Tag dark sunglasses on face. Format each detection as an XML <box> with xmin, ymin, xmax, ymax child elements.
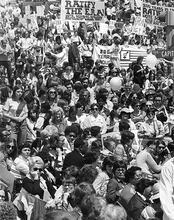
<box><xmin>92</xmin><ymin>108</ymin><xmax>98</xmax><ymax>111</ymax></box>
<box><xmin>33</xmin><ymin>168</ymin><xmax>43</xmax><ymax>172</ymax></box>
<box><xmin>69</xmin><ymin>134</ymin><xmax>75</xmax><ymax>138</ymax></box>
<box><xmin>49</xmin><ymin>91</ymin><xmax>56</xmax><ymax>94</ymax></box>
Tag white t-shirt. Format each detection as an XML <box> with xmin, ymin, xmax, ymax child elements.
<box><xmin>3</xmin><ymin>98</ymin><xmax>28</xmax><ymax>117</ymax></box>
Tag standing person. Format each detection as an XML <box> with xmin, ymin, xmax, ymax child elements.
<box><xmin>63</xmin><ymin>137</ymin><xmax>88</xmax><ymax>171</ymax></box>
<box><xmin>159</xmin><ymin>145</ymin><xmax>174</xmax><ymax>220</ymax></box>
<box><xmin>68</xmin><ymin>39</ymin><xmax>80</xmax><ymax>67</ymax></box>
<box><xmin>133</xmin><ymin>56</ymin><xmax>145</xmax><ymax>88</ymax></box>
<box><xmin>0</xmin><ymin>38</ymin><xmax>13</xmax><ymax>82</ymax></box>
<box><xmin>3</xmin><ymin>86</ymin><xmax>28</xmax><ymax>145</ymax></box>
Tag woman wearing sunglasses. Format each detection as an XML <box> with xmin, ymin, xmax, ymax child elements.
<box><xmin>82</xmin><ymin>103</ymin><xmax>107</xmax><ymax>135</ymax></box>
<box><xmin>22</xmin><ymin>156</ymin><xmax>56</xmax><ymax>202</ymax></box>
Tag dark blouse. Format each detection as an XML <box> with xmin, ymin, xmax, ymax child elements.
<box><xmin>23</xmin><ymin>175</ymin><xmax>56</xmax><ymax>199</ymax></box>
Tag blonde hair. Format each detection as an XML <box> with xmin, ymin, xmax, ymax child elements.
<box><xmin>99</xmin><ymin>204</ymin><xmax>127</xmax><ymax>220</ymax></box>
<box><xmin>51</xmin><ymin>106</ymin><xmax>64</xmax><ymax>124</ymax></box>
<box><xmin>40</xmin><ymin>125</ymin><xmax>58</xmax><ymax>138</ymax></box>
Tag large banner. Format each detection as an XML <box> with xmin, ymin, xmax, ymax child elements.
<box><xmin>93</xmin><ymin>45</ymin><xmax>147</xmax><ymax>69</ymax></box>
<box><xmin>143</xmin><ymin>2</ymin><xmax>174</xmax><ymax>26</ymax></box>
<box><xmin>61</xmin><ymin>0</ymin><xmax>105</xmax><ymax>22</ymax></box>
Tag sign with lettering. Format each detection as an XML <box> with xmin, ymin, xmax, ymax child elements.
<box><xmin>93</xmin><ymin>45</ymin><xmax>112</xmax><ymax>67</ymax></box>
<box><xmin>143</xmin><ymin>2</ymin><xmax>174</xmax><ymax>26</ymax></box>
<box><xmin>154</xmin><ymin>50</ymin><xmax>174</xmax><ymax>59</ymax></box>
<box><xmin>132</xmin><ymin>16</ymin><xmax>145</xmax><ymax>35</ymax></box>
<box><xmin>61</xmin><ymin>0</ymin><xmax>105</xmax><ymax>22</ymax></box>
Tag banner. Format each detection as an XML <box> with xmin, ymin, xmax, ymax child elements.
<box><xmin>93</xmin><ymin>45</ymin><xmax>147</xmax><ymax>69</ymax></box>
<box><xmin>132</xmin><ymin>16</ymin><xmax>145</xmax><ymax>35</ymax></box>
<box><xmin>93</xmin><ymin>45</ymin><xmax>112</xmax><ymax>67</ymax></box>
<box><xmin>143</xmin><ymin>2</ymin><xmax>174</xmax><ymax>26</ymax></box>
<box><xmin>61</xmin><ymin>0</ymin><xmax>105</xmax><ymax>22</ymax></box>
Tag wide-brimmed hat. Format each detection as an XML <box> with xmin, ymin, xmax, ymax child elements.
<box><xmin>120</xmin><ymin>107</ymin><xmax>134</xmax><ymax>114</ymax></box>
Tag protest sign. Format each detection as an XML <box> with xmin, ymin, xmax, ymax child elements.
<box><xmin>143</xmin><ymin>2</ymin><xmax>174</xmax><ymax>26</ymax></box>
<box><xmin>61</xmin><ymin>0</ymin><xmax>105</xmax><ymax>22</ymax></box>
<box><xmin>55</xmin><ymin>19</ymin><xmax>63</xmax><ymax>33</ymax></box>
<box><xmin>109</xmin><ymin>20</ymin><xmax>115</xmax><ymax>33</ymax></box>
<box><xmin>132</xmin><ymin>16</ymin><xmax>145</xmax><ymax>35</ymax></box>
<box><xmin>36</xmin><ymin>5</ymin><xmax>45</xmax><ymax>16</ymax></box>
<box><xmin>93</xmin><ymin>45</ymin><xmax>112</xmax><ymax>67</ymax></box>
<box><xmin>25</xmin><ymin>5</ymin><xmax>30</xmax><ymax>16</ymax></box>
<box><xmin>99</xmin><ymin>23</ymin><xmax>108</xmax><ymax>34</ymax></box>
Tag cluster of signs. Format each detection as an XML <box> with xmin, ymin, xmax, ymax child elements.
<box><xmin>143</xmin><ymin>2</ymin><xmax>174</xmax><ymax>26</ymax></box>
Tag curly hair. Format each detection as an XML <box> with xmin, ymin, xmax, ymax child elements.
<box><xmin>81</xmin><ymin>194</ymin><xmax>107</xmax><ymax>220</ymax></box>
<box><xmin>99</xmin><ymin>204</ymin><xmax>127</xmax><ymax>220</ymax></box>
<box><xmin>77</xmin><ymin>165</ymin><xmax>98</xmax><ymax>184</ymax></box>
<box><xmin>0</xmin><ymin>202</ymin><xmax>17</xmax><ymax>220</ymax></box>
<box><xmin>74</xmin><ymin>182</ymin><xmax>95</xmax><ymax>207</ymax></box>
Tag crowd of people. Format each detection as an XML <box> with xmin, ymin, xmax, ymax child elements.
<box><xmin>0</xmin><ymin>0</ymin><xmax>174</xmax><ymax>220</ymax></box>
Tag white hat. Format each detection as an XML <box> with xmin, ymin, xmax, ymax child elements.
<box><xmin>120</xmin><ymin>107</ymin><xmax>133</xmax><ymax>114</ymax></box>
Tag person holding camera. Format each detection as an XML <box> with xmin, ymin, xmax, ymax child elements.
<box><xmin>138</xmin><ymin>108</ymin><xmax>165</xmax><ymax>139</ymax></box>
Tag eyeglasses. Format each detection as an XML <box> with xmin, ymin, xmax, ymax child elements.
<box><xmin>147</xmin><ymin>112</ymin><xmax>154</xmax><ymax>116</ymax></box>
<box><xmin>33</xmin><ymin>168</ymin><xmax>43</xmax><ymax>172</ymax></box>
<box><xmin>135</xmin><ymin>105</ymin><xmax>140</xmax><ymax>107</ymax></box>
<box><xmin>49</xmin><ymin>91</ymin><xmax>56</xmax><ymax>94</ymax></box>
<box><xmin>116</xmin><ymin>168</ymin><xmax>126</xmax><ymax>172</ymax></box>
<box><xmin>146</xmin><ymin>105</ymin><xmax>152</xmax><ymax>107</ymax></box>
<box><xmin>92</xmin><ymin>108</ymin><xmax>98</xmax><ymax>111</ymax></box>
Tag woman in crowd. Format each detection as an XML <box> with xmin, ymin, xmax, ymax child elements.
<box><xmin>106</xmin><ymin>160</ymin><xmax>127</xmax><ymax>204</ymax></box>
<box><xmin>119</xmin><ymin>166</ymin><xmax>142</xmax><ymax>210</ymax></box>
<box><xmin>93</xmin><ymin>156</ymin><xmax>115</xmax><ymax>197</ymax></box>
<box><xmin>106</xmin><ymin>104</ymin><xmax>120</xmax><ymax>132</ymax></box>
<box><xmin>138</xmin><ymin>108</ymin><xmax>165</xmax><ymax>139</ymax></box>
<box><xmin>136</xmin><ymin>140</ymin><xmax>161</xmax><ymax>179</ymax></box>
<box><xmin>113</xmin><ymin>107</ymin><xmax>136</xmax><ymax>132</ymax></box>
<box><xmin>22</xmin><ymin>156</ymin><xmax>56</xmax><ymax>201</ymax></box>
<box><xmin>10</xmin><ymin>142</ymin><xmax>31</xmax><ymax>192</ymax></box>
<box><xmin>131</xmin><ymin>99</ymin><xmax>146</xmax><ymax>128</ymax></box>
<box><xmin>3</xmin><ymin>86</ymin><xmax>28</xmax><ymax>145</ymax></box>
<box><xmin>82</xmin><ymin>103</ymin><xmax>107</xmax><ymax>135</ymax></box>
<box><xmin>114</xmin><ymin>130</ymin><xmax>135</xmax><ymax>162</ymax></box>
<box><xmin>133</xmin><ymin>56</ymin><xmax>145</xmax><ymax>88</ymax></box>
<box><xmin>50</xmin><ymin>106</ymin><xmax>67</xmax><ymax>135</ymax></box>
<box><xmin>144</xmin><ymin>70</ymin><xmax>157</xmax><ymax>92</ymax></box>
<box><xmin>44</xmin><ymin>87</ymin><xmax>58</xmax><ymax>110</ymax></box>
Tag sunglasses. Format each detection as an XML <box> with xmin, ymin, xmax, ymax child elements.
<box><xmin>146</xmin><ymin>105</ymin><xmax>152</xmax><ymax>107</ymax></box>
<box><xmin>92</xmin><ymin>108</ymin><xmax>98</xmax><ymax>111</ymax></box>
<box><xmin>69</xmin><ymin>134</ymin><xmax>76</xmax><ymax>138</ymax></box>
<box><xmin>49</xmin><ymin>91</ymin><xmax>56</xmax><ymax>94</ymax></box>
<box><xmin>158</xmin><ymin>145</ymin><xmax>165</xmax><ymax>149</ymax></box>
<box><xmin>33</xmin><ymin>168</ymin><xmax>43</xmax><ymax>172</ymax></box>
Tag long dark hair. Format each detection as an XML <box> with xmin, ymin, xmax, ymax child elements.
<box><xmin>11</xmin><ymin>86</ymin><xmax>23</xmax><ymax>101</ymax></box>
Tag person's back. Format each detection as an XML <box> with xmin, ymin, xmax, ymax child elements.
<box><xmin>136</xmin><ymin>149</ymin><xmax>151</xmax><ymax>176</ymax></box>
